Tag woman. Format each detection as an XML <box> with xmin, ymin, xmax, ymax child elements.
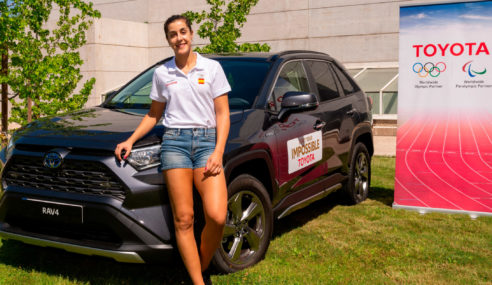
<box><xmin>114</xmin><ymin>15</ymin><xmax>230</xmax><ymax>285</ymax></box>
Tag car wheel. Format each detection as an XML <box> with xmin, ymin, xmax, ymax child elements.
<box><xmin>212</xmin><ymin>174</ymin><xmax>273</xmax><ymax>273</ymax></box>
<box><xmin>345</xmin><ymin>142</ymin><xmax>371</xmax><ymax>205</ymax></box>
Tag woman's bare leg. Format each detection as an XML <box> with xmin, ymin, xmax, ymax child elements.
<box><xmin>193</xmin><ymin>168</ymin><xmax>228</xmax><ymax>271</ymax></box>
<box><xmin>164</xmin><ymin>168</ymin><xmax>204</xmax><ymax>285</ymax></box>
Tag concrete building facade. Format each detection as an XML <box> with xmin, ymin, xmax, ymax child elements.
<box><xmin>80</xmin><ymin>0</ymin><xmax>449</xmax><ymax>122</ymax></box>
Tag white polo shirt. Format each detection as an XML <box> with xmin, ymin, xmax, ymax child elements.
<box><xmin>149</xmin><ymin>53</ymin><xmax>231</xmax><ymax>128</ymax></box>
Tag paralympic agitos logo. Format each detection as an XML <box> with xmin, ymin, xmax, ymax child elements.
<box><xmin>462</xmin><ymin>61</ymin><xmax>487</xmax><ymax>77</ymax></box>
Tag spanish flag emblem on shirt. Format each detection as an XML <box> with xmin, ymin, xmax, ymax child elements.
<box><xmin>198</xmin><ymin>77</ymin><xmax>205</xmax><ymax>84</ymax></box>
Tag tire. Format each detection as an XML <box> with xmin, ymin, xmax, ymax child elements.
<box><xmin>344</xmin><ymin>142</ymin><xmax>371</xmax><ymax>205</ymax></box>
<box><xmin>212</xmin><ymin>174</ymin><xmax>273</xmax><ymax>273</ymax></box>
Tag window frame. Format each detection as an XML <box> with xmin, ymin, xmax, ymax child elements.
<box><xmin>304</xmin><ymin>59</ymin><xmax>344</xmax><ymax>103</ymax></box>
<box><xmin>330</xmin><ymin>62</ymin><xmax>361</xmax><ymax>96</ymax></box>
<box><xmin>266</xmin><ymin>59</ymin><xmax>314</xmax><ymax>113</ymax></box>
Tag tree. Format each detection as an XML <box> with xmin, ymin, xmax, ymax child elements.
<box><xmin>0</xmin><ymin>0</ymin><xmax>100</xmax><ymax>130</ymax></box>
<box><xmin>184</xmin><ymin>0</ymin><xmax>270</xmax><ymax>53</ymax></box>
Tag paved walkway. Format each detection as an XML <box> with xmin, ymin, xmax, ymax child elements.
<box><xmin>373</xmin><ymin>136</ymin><xmax>396</xmax><ymax>156</ymax></box>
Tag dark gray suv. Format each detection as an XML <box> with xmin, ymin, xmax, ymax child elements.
<box><xmin>0</xmin><ymin>50</ymin><xmax>373</xmax><ymax>272</ymax></box>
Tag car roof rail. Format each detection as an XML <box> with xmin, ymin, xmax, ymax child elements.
<box><xmin>268</xmin><ymin>50</ymin><xmax>328</xmax><ymax>62</ymax></box>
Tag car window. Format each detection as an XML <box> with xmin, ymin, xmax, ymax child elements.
<box><xmin>217</xmin><ymin>59</ymin><xmax>271</xmax><ymax>109</ymax></box>
<box><xmin>107</xmin><ymin>67</ymin><xmax>156</xmax><ymax>108</ymax></box>
<box><xmin>331</xmin><ymin>64</ymin><xmax>360</xmax><ymax>95</ymax></box>
<box><xmin>268</xmin><ymin>61</ymin><xmax>310</xmax><ymax>111</ymax></box>
<box><xmin>106</xmin><ymin>60</ymin><xmax>271</xmax><ymax>110</ymax></box>
<box><xmin>306</xmin><ymin>60</ymin><xmax>340</xmax><ymax>102</ymax></box>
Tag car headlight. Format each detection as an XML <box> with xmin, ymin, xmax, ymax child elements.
<box><xmin>126</xmin><ymin>144</ymin><xmax>161</xmax><ymax>170</ymax></box>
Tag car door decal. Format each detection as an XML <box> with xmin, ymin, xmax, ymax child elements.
<box><xmin>287</xmin><ymin>130</ymin><xmax>323</xmax><ymax>174</ymax></box>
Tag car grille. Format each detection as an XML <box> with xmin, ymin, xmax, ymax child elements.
<box><xmin>3</xmin><ymin>156</ymin><xmax>126</xmax><ymax>200</ymax></box>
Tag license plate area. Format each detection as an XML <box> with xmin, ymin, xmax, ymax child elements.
<box><xmin>22</xmin><ymin>198</ymin><xmax>84</xmax><ymax>224</ymax></box>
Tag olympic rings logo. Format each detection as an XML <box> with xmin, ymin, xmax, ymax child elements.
<box><xmin>412</xmin><ymin>62</ymin><xmax>447</xmax><ymax>77</ymax></box>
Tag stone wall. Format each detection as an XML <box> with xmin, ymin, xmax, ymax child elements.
<box><xmin>80</xmin><ymin>0</ymin><xmax>449</xmax><ymax>106</ymax></box>
<box><xmin>80</xmin><ymin>17</ymin><xmax>149</xmax><ymax>106</ymax></box>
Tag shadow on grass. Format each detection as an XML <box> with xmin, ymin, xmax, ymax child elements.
<box><xmin>272</xmin><ymin>192</ymin><xmax>340</xmax><ymax>239</ymax></box>
<box><xmin>368</xmin><ymin>186</ymin><xmax>394</xmax><ymax>207</ymax></box>
<box><xmin>0</xmin><ymin>240</ymin><xmax>191</xmax><ymax>285</ymax></box>
<box><xmin>272</xmin><ymin>185</ymin><xmax>396</xmax><ymax>239</ymax></box>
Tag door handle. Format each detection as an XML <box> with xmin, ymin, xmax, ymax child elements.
<box><xmin>314</xmin><ymin>120</ymin><xmax>326</xmax><ymax>130</ymax></box>
<box><xmin>346</xmin><ymin>108</ymin><xmax>357</xmax><ymax>116</ymax></box>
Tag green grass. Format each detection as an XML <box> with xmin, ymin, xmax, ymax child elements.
<box><xmin>1</xmin><ymin>157</ymin><xmax>491</xmax><ymax>284</ymax></box>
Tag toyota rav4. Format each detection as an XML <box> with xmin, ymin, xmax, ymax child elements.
<box><xmin>0</xmin><ymin>50</ymin><xmax>373</xmax><ymax>272</ymax></box>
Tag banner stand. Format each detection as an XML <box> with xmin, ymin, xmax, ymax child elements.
<box><xmin>393</xmin><ymin>204</ymin><xmax>492</xmax><ymax>219</ymax></box>
<box><xmin>394</xmin><ymin>1</ymin><xmax>492</xmax><ymax>217</ymax></box>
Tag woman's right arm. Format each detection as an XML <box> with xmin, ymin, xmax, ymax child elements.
<box><xmin>114</xmin><ymin>100</ymin><xmax>166</xmax><ymax>161</ymax></box>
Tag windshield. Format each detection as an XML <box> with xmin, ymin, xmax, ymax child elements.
<box><xmin>104</xmin><ymin>58</ymin><xmax>271</xmax><ymax>110</ymax></box>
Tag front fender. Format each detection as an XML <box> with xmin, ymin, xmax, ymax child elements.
<box><xmin>224</xmin><ymin>148</ymin><xmax>277</xmax><ymax>198</ymax></box>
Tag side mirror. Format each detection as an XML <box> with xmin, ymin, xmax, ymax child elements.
<box><xmin>278</xmin><ymin>91</ymin><xmax>319</xmax><ymax>121</ymax></box>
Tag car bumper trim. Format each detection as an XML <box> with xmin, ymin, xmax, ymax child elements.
<box><xmin>0</xmin><ymin>230</ymin><xmax>160</xmax><ymax>263</ymax></box>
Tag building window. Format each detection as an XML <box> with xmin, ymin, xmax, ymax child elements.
<box><xmin>348</xmin><ymin>67</ymin><xmax>398</xmax><ymax>118</ymax></box>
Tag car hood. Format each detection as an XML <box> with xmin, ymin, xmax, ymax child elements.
<box><xmin>11</xmin><ymin>107</ymin><xmax>244</xmax><ymax>152</ymax></box>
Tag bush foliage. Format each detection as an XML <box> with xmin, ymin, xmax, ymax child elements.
<box><xmin>0</xmin><ymin>0</ymin><xmax>100</xmax><ymax>127</ymax></box>
<box><xmin>184</xmin><ymin>0</ymin><xmax>270</xmax><ymax>53</ymax></box>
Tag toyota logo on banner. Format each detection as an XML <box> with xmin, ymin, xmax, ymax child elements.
<box><xmin>43</xmin><ymin>152</ymin><xmax>63</xmax><ymax>169</ymax></box>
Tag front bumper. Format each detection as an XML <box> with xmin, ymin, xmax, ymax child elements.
<box><xmin>0</xmin><ymin>190</ymin><xmax>176</xmax><ymax>263</ymax></box>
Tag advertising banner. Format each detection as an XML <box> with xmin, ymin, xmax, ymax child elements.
<box><xmin>395</xmin><ymin>1</ymin><xmax>492</xmax><ymax>217</ymax></box>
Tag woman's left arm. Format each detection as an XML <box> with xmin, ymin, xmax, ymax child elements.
<box><xmin>205</xmin><ymin>94</ymin><xmax>230</xmax><ymax>176</ymax></box>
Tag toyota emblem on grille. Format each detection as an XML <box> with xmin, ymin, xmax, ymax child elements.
<box><xmin>43</xmin><ymin>152</ymin><xmax>63</xmax><ymax>169</ymax></box>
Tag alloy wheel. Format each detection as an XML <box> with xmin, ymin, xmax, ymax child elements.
<box><xmin>354</xmin><ymin>152</ymin><xmax>369</xmax><ymax>200</ymax></box>
<box><xmin>220</xmin><ymin>190</ymin><xmax>266</xmax><ymax>265</ymax></box>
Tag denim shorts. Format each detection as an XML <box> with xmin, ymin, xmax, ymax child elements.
<box><xmin>159</xmin><ymin>128</ymin><xmax>216</xmax><ymax>171</ymax></box>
